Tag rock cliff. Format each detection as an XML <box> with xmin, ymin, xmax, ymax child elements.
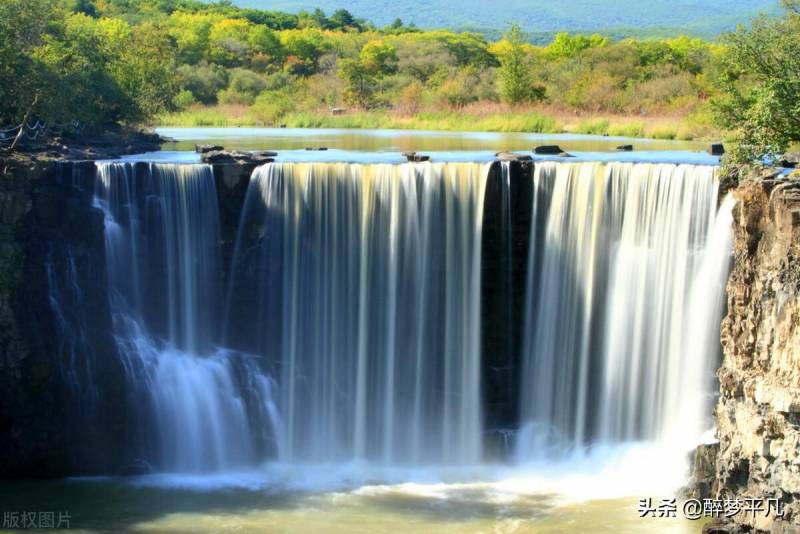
<box><xmin>707</xmin><ymin>173</ymin><xmax>800</xmax><ymax>533</ymax></box>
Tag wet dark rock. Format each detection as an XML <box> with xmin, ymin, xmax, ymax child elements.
<box><xmin>495</xmin><ymin>152</ymin><xmax>532</xmax><ymax>162</ymax></box>
<box><xmin>405</xmin><ymin>153</ymin><xmax>430</xmax><ymax>162</ymax></box>
<box><xmin>304</xmin><ymin>147</ymin><xmax>328</xmax><ymax>151</ymax></box>
<box><xmin>0</xmin><ymin>161</ymin><xmax>130</xmax><ymax>477</ymax></box>
<box><xmin>558</xmin><ymin>152</ymin><xmax>575</xmax><ymax>158</ymax></box>
<box><xmin>195</xmin><ymin>144</ymin><xmax>224</xmax><ymax>154</ymax></box>
<box><xmin>709</xmin><ymin>143</ymin><xmax>725</xmax><ymax>156</ymax></box>
<box><xmin>534</xmin><ymin>145</ymin><xmax>564</xmax><ymax>155</ymax></box>
<box><xmin>617</xmin><ymin>144</ymin><xmax>634</xmax><ymax>151</ymax></box>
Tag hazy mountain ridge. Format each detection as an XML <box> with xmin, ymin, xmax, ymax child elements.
<box><xmin>233</xmin><ymin>0</ymin><xmax>779</xmax><ymax>36</ymax></box>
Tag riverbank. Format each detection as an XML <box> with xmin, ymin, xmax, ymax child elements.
<box><xmin>0</xmin><ymin>127</ymin><xmax>163</xmax><ymax>175</ymax></box>
<box><xmin>157</xmin><ymin>104</ymin><xmax>719</xmax><ymax>142</ymax></box>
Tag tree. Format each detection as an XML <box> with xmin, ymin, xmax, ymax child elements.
<box><xmin>338</xmin><ymin>58</ymin><xmax>375</xmax><ymax>108</ymax></box>
<box><xmin>359</xmin><ymin>40</ymin><xmax>398</xmax><ymax>75</ymax></box>
<box><xmin>338</xmin><ymin>40</ymin><xmax>397</xmax><ymax>108</ymax></box>
<box><xmin>438</xmin><ymin>32</ymin><xmax>498</xmax><ymax>68</ymax></box>
<box><xmin>208</xmin><ymin>18</ymin><xmax>252</xmax><ymax>66</ymax></box>
<box><xmin>169</xmin><ymin>12</ymin><xmax>223</xmax><ymax>65</ymax></box>
<box><xmin>712</xmin><ymin>1</ymin><xmax>800</xmax><ymax>163</ymax></box>
<box><xmin>497</xmin><ymin>24</ymin><xmax>537</xmax><ymax>105</ymax></box>
<box><xmin>547</xmin><ymin>32</ymin><xmax>607</xmax><ymax>59</ymax></box>
<box><xmin>0</xmin><ymin>0</ymin><xmax>58</xmax><ymax>125</ymax></box>
<box><xmin>330</xmin><ymin>9</ymin><xmax>360</xmax><ymax>30</ymax></box>
<box><xmin>73</xmin><ymin>0</ymin><xmax>99</xmax><ymax>18</ymax></box>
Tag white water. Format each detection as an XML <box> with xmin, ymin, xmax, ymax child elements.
<box><xmin>80</xmin><ymin>158</ymin><xmax>734</xmax><ymax>500</ymax></box>
<box><xmin>515</xmin><ymin>161</ymin><xmax>734</xmax><ymax>461</ymax></box>
<box><xmin>94</xmin><ymin>163</ymin><xmax>282</xmax><ymax>473</ymax></box>
<box><xmin>228</xmin><ymin>162</ymin><xmax>489</xmax><ymax>465</ymax></box>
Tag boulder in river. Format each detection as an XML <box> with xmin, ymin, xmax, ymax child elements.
<box><xmin>405</xmin><ymin>153</ymin><xmax>430</xmax><ymax>162</ymax></box>
<box><xmin>534</xmin><ymin>145</ymin><xmax>564</xmax><ymax>155</ymax></box>
<box><xmin>201</xmin><ymin>150</ymin><xmax>276</xmax><ymax>164</ymax></box>
<box><xmin>709</xmin><ymin>143</ymin><xmax>725</xmax><ymax>156</ymax></box>
<box><xmin>617</xmin><ymin>144</ymin><xmax>634</xmax><ymax>152</ymax></box>
<box><xmin>495</xmin><ymin>152</ymin><xmax>532</xmax><ymax>162</ymax></box>
<box><xmin>196</xmin><ymin>144</ymin><xmax>224</xmax><ymax>154</ymax></box>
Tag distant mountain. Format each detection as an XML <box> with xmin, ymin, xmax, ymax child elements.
<box><xmin>230</xmin><ymin>0</ymin><xmax>779</xmax><ymax>37</ymax></box>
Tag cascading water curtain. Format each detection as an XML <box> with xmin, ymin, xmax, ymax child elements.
<box><xmin>516</xmin><ymin>161</ymin><xmax>735</xmax><ymax>460</ymax></box>
<box><xmin>226</xmin><ymin>162</ymin><xmax>490</xmax><ymax>465</ymax></box>
<box><xmin>94</xmin><ymin>163</ymin><xmax>282</xmax><ymax>473</ymax></box>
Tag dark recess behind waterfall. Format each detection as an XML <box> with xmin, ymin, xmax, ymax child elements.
<box><xmin>1</xmin><ymin>159</ymin><xmax>532</xmax><ymax>477</ymax></box>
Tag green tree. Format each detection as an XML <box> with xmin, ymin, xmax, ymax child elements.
<box><xmin>330</xmin><ymin>9</ymin><xmax>360</xmax><ymax>30</ymax></box>
<box><xmin>547</xmin><ymin>32</ymin><xmax>608</xmax><ymax>59</ymax></box>
<box><xmin>208</xmin><ymin>18</ymin><xmax>252</xmax><ymax>66</ymax></box>
<box><xmin>0</xmin><ymin>0</ymin><xmax>59</xmax><ymax>125</ymax></box>
<box><xmin>338</xmin><ymin>40</ymin><xmax>398</xmax><ymax>108</ymax></box>
<box><xmin>338</xmin><ymin>58</ymin><xmax>375</xmax><ymax>108</ymax></box>
<box><xmin>248</xmin><ymin>25</ymin><xmax>282</xmax><ymax>59</ymax></box>
<box><xmin>73</xmin><ymin>0</ymin><xmax>99</xmax><ymax>18</ymax></box>
<box><xmin>713</xmin><ymin>0</ymin><xmax>800</xmax><ymax>163</ymax></box>
<box><xmin>359</xmin><ymin>40</ymin><xmax>398</xmax><ymax>74</ymax></box>
<box><xmin>497</xmin><ymin>24</ymin><xmax>536</xmax><ymax>105</ymax></box>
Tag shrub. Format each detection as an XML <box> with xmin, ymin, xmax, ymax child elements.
<box><xmin>227</xmin><ymin>68</ymin><xmax>266</xmax><ymax>96</ymax></box>
<box><xmin>177</xmin><ymin>63</ymin><xmax>228</xmax><ymax>104</ymax></box>
<box><xmin>173</xmin><ymin>89</ymin><xmax>197</xmax><ymax>110</ymax></box>
<box><xmin>248</xmin><ymin>90</ymin><xmax>295</xmax><ymax>124</ymax></box>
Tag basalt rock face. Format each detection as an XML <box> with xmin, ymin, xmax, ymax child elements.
<box><xmin>712</xmin><ymin>175</ymin><xmax>800</xmax><ymax>533</ymax></box>
<box><xmin>0</xmin><ymin>161</ymin><xmax>131</xmax><ymax>477</ymax></box>
<box><xmin>481</xmin><ymin>160</ymin><xmax>533</xmax><ymax>459</ymax></box>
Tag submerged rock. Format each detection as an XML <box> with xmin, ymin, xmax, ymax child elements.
<box><xmin>617</xmin><ymin>144</ymin><xmax>634</xmax><ymax>151</ymax></box>
<box><xmin>304</xmin><ymin>147</ymin><xmax>328</xmax><ymax>151</ymax></box>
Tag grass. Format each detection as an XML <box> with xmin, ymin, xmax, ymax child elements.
<box><xmin>574</xmin><ymin>119</ymin><xmax>611</xmax><ymax>135</ymax></box>
<box><xmin>156</xmin><ymin>104</ymin><xmax>719</xmax><ymax>141</ymax></box>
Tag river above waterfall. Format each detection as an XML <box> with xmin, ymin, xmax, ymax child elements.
<box><xmin>156</xmin><ymin>127</ymin><xmax>711</xmax><ymax>153</ymax></box>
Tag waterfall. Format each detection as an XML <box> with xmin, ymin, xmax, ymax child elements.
<box><xmin>515</xmin><ymin>161</ymin><xmax>734</xmax><ymax>460</ymax></box>
<box><xmin>73</xmin><ymin>158</ymin><xmax>732</xmax><ymax>474</ymax></box>
<box><xmin>226</xmin><ymin>162</ymin><xmax>489</xmax><ymax>464</ymax></box>
<box><xmin>94</xmin><ymin>163</ymin><xmax>282</xmax><ymax>473</ymax></box>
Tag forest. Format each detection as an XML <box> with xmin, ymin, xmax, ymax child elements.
<box><xmin>1</xmin><ymin>0</ymin><xmax>799</xmax><ymax>161</ymax></box>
